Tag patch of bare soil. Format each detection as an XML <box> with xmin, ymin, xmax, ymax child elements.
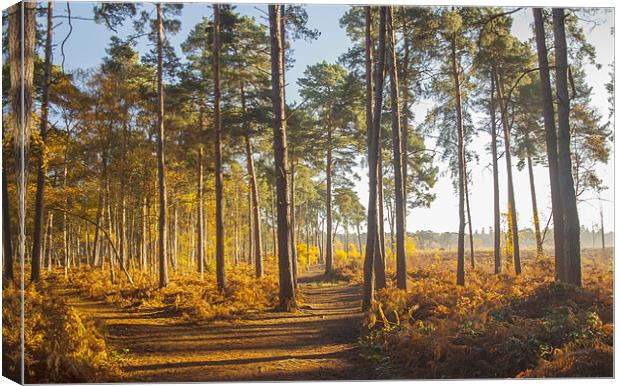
<box><xmin>60</xmin><ymin>266</ymin><xmax>373</xmax><ymax>382</ymax></box>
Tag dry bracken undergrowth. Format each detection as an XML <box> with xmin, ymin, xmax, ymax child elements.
<box><xmin>2</xmin><ymin>279</ymin><xmax>123</xmax><ymax>383</ymax></box>
<box><xmin>359</xmin><ymin>249</ymin><xmax>613</xmax><ymax>379</ymax></box>
<box><xmin>63</xmin><ymin>262</ymin><xmax>281</xmax><ymax>322</ymax></box>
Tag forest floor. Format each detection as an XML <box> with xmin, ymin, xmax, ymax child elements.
<box><xmin>54</xmin><ymin>265</ymin><xmax>375</xmax><ymax>382</ymax></box>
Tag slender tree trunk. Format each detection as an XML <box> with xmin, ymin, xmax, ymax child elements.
<box><xmin>30</xmin><ymin>1</ymin><xmax>53</xmax><ymax>281</ymax></box>
<box><xmin>600</xmin><ymin>206</ymin><xmax>605</xmax><ymax>250</ymax></box>
<box><xmin>141</xmin><ymin>196</ymin><xmax>147</xmax><ymax>271</ymax></box>
<box><xmin>364</xmin><ymin>7</ymin><xmax>387</xmax><ymax>309</ymax></box>
<box><xmin>213</xmin><ymin>4</ymin><xmax>225</xmax><ymax>290</ymax></box>
<box><xmin>270</xmin><ymin>4</ymin><xmax>296</xmax><ymax>311</ymax></box>
<box><xmin>401</xmin><ymin>27</ymin><xmax>410</xmax><ymax>220</ymax></box>
<box><xmin>526</xmin><ymin>148</ymin><xmax>543</xmax><ymax>256</ymax></box>
<box><xmin>494</xmin><ymin>68</ymin><xmax>521</xmax><ymax>275</ymax></box>
<box><xmin>377</xmin><ymin>157</ymin><xmax>386</xmax><ymax>283</ymax></box>
<box><xmin>45</xmin><ymin>212</ymin><xmax>53</xmax><ymax>271</ymax></box>
<box><xmin>197</xmin><ymin>147</ymin><xmax>204</xmax><ymax>277</ymax></box>
<box><xmin>156</xmin><ymin>3</ymin><xmax>168</xmax><ymax>288</ymax></box>
<box><xmin>489</xmin><ymin>75</ymin><xmax>501</xmax><ymax>274</ymax></box>
<box><xmin>62</xmin><ymin>163</ymin><xmax>69</xmax><ymax>277</ymax></box>
<box><xmin>241</xmin><ymin>89</ymin><xmax>263</xmax><ymax>277</ymax></box>
<box><xmin>173</xmin><ymin>202</ymin><xmax>178</xmax><ymax>271</ymax></box>
<box><xmin>464</xmin><ymin>159</ymin><xmax>475</xmax><ymax>268</ymax></box>
<box><xmin>533</xmin><ymin>8</ymin><xmax>565</xmax><ymax>280</ymax></box>
<box><xmin>552</xmin><ymin>8</ymin><xmax>581</xmax><ymax>286</ymax></box>
<box><xmin>290</xmin><ymin>155</ymin><xmax>298</xmax><ymax>284</ymax></box>
<box><xmin>325</xmin><ymin>126</ymin><xmax>334</xmax><ymax>275</ymax></box>
<box><xmin>387</xmin><ymin>7</ymin><xmax>407</xmax><ymax>290</ymax></box>
<box><xmin>271</xmin><ymin>187</ymin><xmax>277</xmax><ymax>257</ymax></box>
<box><xmin>91</xmin><ymin>190</ymin><xmax>102</xmax><ymax>267</ymax></box>
<box><xmin>450</xmin><ymin>33</ymin><xmax>466</xmax><ymax>286</ymax></box>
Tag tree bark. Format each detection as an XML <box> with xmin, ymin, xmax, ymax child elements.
<box><xmin>526</xmin><ymin>148</ymin><xmax>543</xmax><ymax>256</ymax></box>
<box><xmin>269</xmin><ymin>4</ymin><xmax>296</xmax><ymax>311</ymax></box>
<box><xmin>91</xmin><ymin>190</ymin><xmax>102</xmax><ymax>267</ymax></box>
<box><xmin>30</xmin><ymin>1</ymin><xmax>53</xmax><ymax>281</ymax></box>
<box><xmin>156</xmin><ymin>3</ymin><xmax>169</xmax><ymax>288</ymax></box>
<box><xmin>552</xmin><ymin>8</ymin><xmax>581</xmax><ymax>286</ymax></box>
<box><xmin>600</xmin><ymin>206</ymin><xmax>605</xmax><ymax>250</ymax></box>
<box><xmin>489</xmin><ymin>75</ymin><xmax>501</xmax><ymax>274</ymax></box>
<box><xmin>244</xmin><ymin>134</ymin><xmax>263</xmax><ymax>277</ymax></box>
<box><xmin>387</xmin><ymin>7</ymin><xmax>407</xmax><ymax>290</ymax></box>
<box><xmin>325</xmin><ymin>126</ymin><xmax>334</xmax><ymax>275</ymax></box>
<box><xmin>213</xmin><ymin>4</ymin><xmax>226</xmax><ymax>290</ymax></box>
<box><xmin>450</xmin><ymin>32</ymin><xmax>466</xmax><ymax>286</ymax></box>
<box><xmin>45</xmin><ymin>212</ymin><xmax>53</xmax><ymax>271</ymax></box>
<box><xmin>364</xmin><ymin>6</ymin><xmax>388</xmax><ymax>308</ymax></box>
<box><xmin>494</xmin><ymin>68</ymin><xmax>521</xmax><ymax>275</ymax></box>
<box><xmin>376</xmin><ymin>156</ymin><xmax>386</xmax><ymax>287</ymax></box>
<box><xmin>197</xmin><ymin>147</ymin><xmax>204</xmax><ymax>277</ymax></box>
<box><xmin>290</xmin><ymin>155</ymin><xmax>298</xmax><ymax>285</ymax></box>
<box><xmin>533</xmin><ymin>8</ymin><xmax>565</xmax><ymax>280</ymax></box>
<box><xmin>464</xmin><ymin>158</ymin><xmax>475</xmax><ymax>268</ymax></box>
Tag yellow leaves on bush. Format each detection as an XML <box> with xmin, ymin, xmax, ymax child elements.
<box><xmin>297</xmin><ymin>243</ymin><xmax>319</xmax><ymax>268</ymax></box>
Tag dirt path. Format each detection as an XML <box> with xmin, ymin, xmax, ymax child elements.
<box><xmin>60</xmin><ymin>266</ymin><xmax>373</xmax><ymax>382</ymax></box>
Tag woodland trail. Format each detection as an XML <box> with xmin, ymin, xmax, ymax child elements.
<box><xmin>57</xmin><ymin>266</ymin><xmax>374</xmax><ymax>382</ymax></box>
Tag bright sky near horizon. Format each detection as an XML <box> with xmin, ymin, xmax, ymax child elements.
<box><xmin>47</xmin><ymin>2</ymin><xmax>615</xmax><ymax>233</ymax></box>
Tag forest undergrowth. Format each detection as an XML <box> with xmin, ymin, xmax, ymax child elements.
<box><xmin>61</xmin><ymin>262</ymin><xmax>282</xmax><ymax>322</ymax></box>
<box><xmin>2</xmin><ymin>279</ymin><xmax>124</xmax><ymax>383</ymax></box>
<box><xmin>358</xmin><ymin>249</ymin><xmax>613</xmax><ymax>378</ymax></box>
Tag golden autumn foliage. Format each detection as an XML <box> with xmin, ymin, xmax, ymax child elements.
<box><xmin>362</xmin><ymin>249</ymin><xmax>613</xmax><ymax>378</ymax></box>
<box><xmin>2</xmin><ymin>280</ymin><xmax>123</xmax><ymax>383</ymax></box>
<box><xmin>63</xmin><ymin>263</ymin><xmax>280</xmax><ymax>323</ymax></box>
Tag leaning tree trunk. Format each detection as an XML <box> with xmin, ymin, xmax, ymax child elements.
<box><xmin>450</xmin><ymin>32</ymin><xmax>466</xmax><ymax>286</ymax></box>
<box><xmin>387</xmin><ymin>7</ymin><xmax>407</xmax><ymax>290</ymax></box>
<box><xmin>156</xmin><ymin>3</ymin><xmax>168</xmax><ymax>288</ymax></box>
<box><xmin>213</xmin><ymin>4</ymin><xmax>226</xmax><ymax>291</ymax></box>
<box><xmin>533</xmin><ymin>8</ymin><xmax>565</xmax><ymax>280</ymax></box>
<box><xmin>494</xmin><ymin>68</ymin><xmax>522</xmax><ymax>275</ymax></box>
<box><xmin>364</xmin><ymin>6</ymin><xmax>388</xmax><ymax>308</ymax></box>
<box><xmin>489</xmin><ymin>75</ymin><xmax>501</xmax><ymax>274</ymax></box>
<box><xmin>526</xmin><ymin>145</ymin><xmax>543</xmax><ymax>256</ymax></box>
<box><xmin>269</xmin><ymin>4</ymin><xmax>296</xmax><ymax>311</ymax></box>
<box><xmin>30</xmin><ymin>1</ymin><xmax>53</xmax><ymax>281</ymax></box>
<box><xmin>552</xmin><ymin>8</ymin><xmax>581</xmax><ymax>286</ymax></box>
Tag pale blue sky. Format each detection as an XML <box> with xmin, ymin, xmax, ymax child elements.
<box><xmin>48</xmin><ymin>3</ymin><xmax>614</xmax><ymax>233</ymax></box>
